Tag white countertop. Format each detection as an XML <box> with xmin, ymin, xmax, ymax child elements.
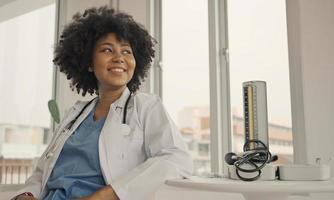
<box><xmin>165</xmin><ymin>177</ymin><xmax>334</xmax><ymax>200</ymax></box>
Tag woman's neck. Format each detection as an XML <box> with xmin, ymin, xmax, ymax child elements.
<box><xmin>97</xmin><ymin>86</ymin><xmax>125</xmax><ymax>109</ymax></box>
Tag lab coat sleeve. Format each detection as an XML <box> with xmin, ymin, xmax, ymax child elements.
<box><xmin>11</xmin><ymin>102</ymin><xmax>83</xmax><ymax>199</ymax></box>
<box><xmin>111</xmin><ymin>95</ymin><xmax>193</xmax><ymax>200</ymax></box>
<box><xmin>11</xmin><ymin>122</ymin><xmax>69</xmax><ymax>199</ymax></box>
<box><xmin>11</xmin><ymin>151</ymin><xmax>46</xmax><ymax>199</ymax></box>
<box><xmin>11</xmin><ymin>120</ymin><xmax>67</xmax><ymax>198</ymax></box>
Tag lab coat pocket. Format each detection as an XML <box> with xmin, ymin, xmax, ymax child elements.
<box><xmin>124</xmin><ymin>129</ymin><xmax>145</xmax><ymax>170</ymax></box>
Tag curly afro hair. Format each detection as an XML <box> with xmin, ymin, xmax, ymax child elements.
<box><xmin>53</xmin><ymin>6</ymin><xmax>155</xmax><ymax>96</ymax></box>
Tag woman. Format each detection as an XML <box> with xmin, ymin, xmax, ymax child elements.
<box><xmin>13</xmin><ymin>6</ymin><xmax>193</xmax><ymax>200</ymax></box>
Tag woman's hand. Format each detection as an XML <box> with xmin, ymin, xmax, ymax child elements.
<box><xmin>78</xmin><ymin>185</ymin><xmax>120</xmax><ymax>200</ymax></box>
<box><xmin>14</xmin><ymin>195</ymin><xmax>38</xmax><ymax>200</ymax></box>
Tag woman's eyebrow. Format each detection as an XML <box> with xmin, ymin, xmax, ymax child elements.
<box><xmin>99</xmin><ymin>42</ymin><xmax>114</xmax><ymax>47</ymax></box>
<box><xmin>99</xmin><ymin>42</ymin><xmax>131</xmax><ymax>47</ymax></box>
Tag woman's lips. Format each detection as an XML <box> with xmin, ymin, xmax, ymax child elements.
<box><xmin>107</xmin><ymin>67</ymin><xmax>126</xmax><ymax>72</ymax></box>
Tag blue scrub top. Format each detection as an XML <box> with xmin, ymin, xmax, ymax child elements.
<box><xmin>44</xmin><ymin>109</ymin><xmax>106</xmax><ymax>200</ymax></box>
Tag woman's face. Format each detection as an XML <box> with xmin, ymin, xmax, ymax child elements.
<box><xmin>92</xmin><ymin>32</ymin><xmax>136</xmax><ymax>92</ymax></box>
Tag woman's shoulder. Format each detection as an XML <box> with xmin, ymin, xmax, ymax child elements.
<box><xmin>73</xmin><ymin>97</ymin><xmax>97</xmax><ymax>110</ymax></box>
<box><xmin>133</xmin><ymin>92</ymin><xmax>162</xmax><ymax>111</ymax></box>
<box><xmin>73</xmin><ymin>100</ymin><xmax>89</xmax><ymax>109</ymax></box>
<box><xmin>62</xmin><ymin>98</ymin><xmax>96</xmax><ymax>120</ymax></box>
<box><xmin>61</xmin><ymin>100</ymin><xmax>90</xmax><ymax>119</ymax></box>
<box><xmin>134</xmin><ymin>92</ymin><xmax>160</xmax><ymax>103</ymax></box>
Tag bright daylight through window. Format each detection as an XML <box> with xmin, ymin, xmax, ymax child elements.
<box><xmin>162</xmin><ymin>0</ymin><xmax>210</xmax><ymax>175</ymax></box>
<box><xmin>0</xmin><ymin>3</ymin><xmax>55</xmax><ymax>184</ymax></box>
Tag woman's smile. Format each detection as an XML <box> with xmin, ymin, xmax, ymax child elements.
<box><xmin>107</xmin><ymin>66</ymin><xmax>127</xmax><ymax>73</ymax></box>
<box><xmin>108</xmin><ymin>68</ymin><xmax>125</xmax><ymax>72</ymax></box>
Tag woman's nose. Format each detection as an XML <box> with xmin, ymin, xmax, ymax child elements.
<box><xmin>112</xmin><ymin>51</ymin><xmax>124</xmax><ymax>63</ymax></box>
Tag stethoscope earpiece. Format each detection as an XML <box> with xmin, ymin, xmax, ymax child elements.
<box><xmin>225</xmin><ymin>152</ymin><xmax>238</xmax><ymax>165</ymax></box>
<box><xmin>268</xmin><ymin>154</ymin><xmax>278</xmax><ymax>163</ymax></box>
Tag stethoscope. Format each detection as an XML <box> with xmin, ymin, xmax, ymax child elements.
<box><xmin>45</xmin><ymin>92</ymin><xmax>132</xmax><ymax>159</ymax></box>
<box><xmin>69</xmin><ymin>92</ymin><xmax>132</xmax><ymax>130</ymax></box>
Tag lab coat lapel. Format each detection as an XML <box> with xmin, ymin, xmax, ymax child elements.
<box><xmin>99</xmin><ymin>88</ymin><xmax>132</xmax><ymax>183</ymax></box>
<box><xmin>40</xmin><ymin>98</ymin><xmax>98</xmax><ymax>196</ymax></box>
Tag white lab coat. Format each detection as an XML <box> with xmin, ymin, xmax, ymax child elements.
<box><xmin>13</xmin><ymin>88</ymin><xmax>193</xmax><ymax>200</ymax></box>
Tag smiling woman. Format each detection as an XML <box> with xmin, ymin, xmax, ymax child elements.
<box><xmin>12</xmin><ymin>6</ymin><xmax>193</xmax><ymax>200</ymax></box>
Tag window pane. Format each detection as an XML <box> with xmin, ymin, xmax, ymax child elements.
<box><xmin>227</xmin><ymin>0</ymin><xmax>293</xmax><ymax>163</ymax></box>
<box><xmin>0</xmin><ymin>3</ymin><xmax>56</xmax><ymax>184</ymax></box>
<box><xmin>162</xmin><ymin>0</ymin><xmax>210</xmax><ymax>175</ymax></box>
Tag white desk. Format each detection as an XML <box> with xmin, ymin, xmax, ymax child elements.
<box><xmin>165</xmin><ymin>177</ymin><xmax>334</xmax><ymax>200</ymax></box>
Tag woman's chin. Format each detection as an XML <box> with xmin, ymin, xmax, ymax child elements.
<box><xmin>100</xmin><ymin>83</ymin><xmax>127</xmax><ymax>91</ymax></box>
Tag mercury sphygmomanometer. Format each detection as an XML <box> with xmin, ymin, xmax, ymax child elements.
<box><xmin>225</xmin><ymin>81</ymin><xmax>277</xmax><ymax>181</ymax></box>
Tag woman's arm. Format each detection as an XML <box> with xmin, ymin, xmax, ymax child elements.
<box><xmin>11</xmin><ymin>150</ymin><xmax>48</xmax><ymax>199</ymax></box>
<box><xmin>110</xmin><ymin>95</ymin><xmax>193</xmax><ymax>200</ymax></box>
<box><xmin>11</xmin><ymin>102</ymin><xmax>85</xmax><ymax>199</ymax></box>
<box><xmin>13</xmin><ymin>194</ymin><xmax>37</xmax><ymax>200</ymax></box>
<box><xmin>77</xmin><ymin>186</ymin><xmax>119</xmax><ymax>200</ymax></box>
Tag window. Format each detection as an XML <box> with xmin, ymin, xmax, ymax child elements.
<box><xmin>0</xmin><ymin>2</ymin><xmax>56</xmax><ymax>184</ymax></box>
<box><xmin>227</xmin><ymin>0</ymin><xmax>293</xmax><ymax>163</ymax></box>
<box><xmin>161</xmin><ymin>0</ymin><xmax>211</xmax><ymax>175</ymax></box>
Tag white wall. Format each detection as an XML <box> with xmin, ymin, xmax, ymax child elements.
<box><xmin>282</xmin><ymin>0</ymin><xmax>334</xmax><ymax>199</ymax></box>
<box><xmin>286</xmin><ymin>0</ymin><xmax>334</xmax><ymax>169</ymax></box>
<box><xmin>0</xmin><ymin>0</ymin><xmax>53</xmax><ymax>23</ymax></box>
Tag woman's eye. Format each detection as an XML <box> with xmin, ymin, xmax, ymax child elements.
<box><xmin>122</xmin><ymin>50</ymin><xmax>132</xmax><ymax>54</ymax></box>
<box><xmin>102</xmin><ymin>48</ymin><xmax>112</xmax><ymax>53</ymax></box>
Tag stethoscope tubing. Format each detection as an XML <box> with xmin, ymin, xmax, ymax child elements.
<box><xmin>69</xmin><ymin>92</ymin><xmax>132</xmax><ymax>130</ymax></box>
<box><xmin>45</xmin><ymin>92</ymin><xmax>132</xmax><ymax>159</ymax></box>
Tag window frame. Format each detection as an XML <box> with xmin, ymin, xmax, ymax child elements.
<box><xmin>207</xmin><ymin>0</ymin><xmax>231</xmax><ymax>174</ymax></box>
<box><xmin>285</xmin><ymin>0</ymin><xmax>307</xmax><ymax>164</ymax></box>
<box><xmin>148</xmin><ymin>0</ymin><xmax>163</xmax><ymax>97</ymax></box>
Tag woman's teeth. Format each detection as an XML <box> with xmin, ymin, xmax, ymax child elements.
<box><xmin>110</xmin><ymin>68</ymin><xmax>124</xmax><ymax>72</ymax></box>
